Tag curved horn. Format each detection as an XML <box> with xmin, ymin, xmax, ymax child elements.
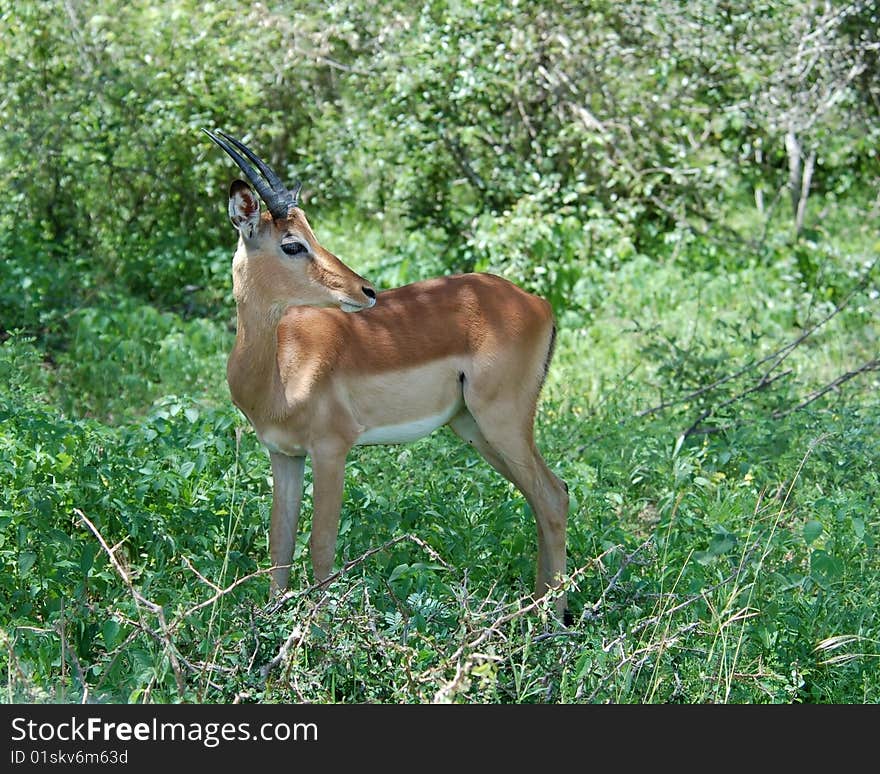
<box><xmin>219</xmin><ymin>130</ymin><xmax>303</xmax><ymax>209</ymax></box>
<box><xmin>203</xmin><ymin>129</ymin><xmax>295</xmax><ymax>219</ymax></box>
<box><xmin>217</xmin><ymin>131</ymin><xmax>288</xmax><ymax>197</ymax></box>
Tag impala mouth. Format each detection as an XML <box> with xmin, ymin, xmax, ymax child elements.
<box><xmin>339</xmin><ymin>297</ymin><xmax>376</xmax><ymax>313</ymax></box>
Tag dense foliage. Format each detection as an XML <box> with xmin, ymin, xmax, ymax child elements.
<box><xmin>1</xmin><ymin>1</ymin><xmax>878</xmax><ymax>703</ymax></box>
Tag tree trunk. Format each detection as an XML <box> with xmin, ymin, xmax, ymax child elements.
<box><xmin>795</xmin><ymin>150</ymin><xmax>816</xmax><ymax>236</ymax></box>
<box><xmin>785</xmin><ymin>130</ymin><xmax>802</xmax><ymax>220</ymax></box>
<box><xmin>785</xmin><ymin>130</ymin><xmax>814</xmax><ymax>236</ymax></box>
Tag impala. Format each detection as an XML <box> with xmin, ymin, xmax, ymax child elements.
<box><xmin>205</xmin><ymin>130</ymin><xmax>571</xmax><ymax>622</ymax></box>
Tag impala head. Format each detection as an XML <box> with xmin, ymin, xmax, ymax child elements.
<box><xmin>205</xmin><ymin>129</ymin><xmax>376</xmax><ymax>313</ymax></box>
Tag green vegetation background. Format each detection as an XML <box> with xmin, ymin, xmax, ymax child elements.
<box><xmin>1</xmin><ymin>1</ymin><xmax>878</xmax><ymax>703</ymax></box>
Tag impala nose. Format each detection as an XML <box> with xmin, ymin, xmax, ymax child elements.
<box><xmin>362</xmin><ymin>286</ymin><xmax>376</xmax><ymax>300</ymax></box>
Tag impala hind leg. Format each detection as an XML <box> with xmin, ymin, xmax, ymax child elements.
<box><xmin>448</xmin><ymin>409</ymin><xmax>516</xmax><ymax>482</ymax></box>
<box><xmin>456</xmin><ymin>397</ymin><xmax>570</xmax><ymax>622</ymax></box>
<box><xmin>269</xmin><ymin>453</ymin><xmax>306</xmax><ymax>594</ymax></box>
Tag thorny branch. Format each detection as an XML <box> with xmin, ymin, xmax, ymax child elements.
<box><xmin>72</xmin><ymin>499</ymin><xmax>787</xmax><ymax>703</ymax></box>
<box><xmin>428</xmin><ymin>542</ymin><xmax>643</xmax><ymax>703</ymax></box>
<box><xmin>265</xmin><ymin>533</ymin><xmax>450</xmax><ymax>616</ymax></box>
<box><xmin>73</xmin><ymin>509</ymin><xmax>457</xmax><ymax>696</ymax></box>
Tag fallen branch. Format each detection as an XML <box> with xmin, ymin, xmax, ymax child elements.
<box><xmin>261</xmin><ymin>533</ymin><xmax>453</xmax><ymax>680</ymax></box>
<box><xmin>431</xmin><ymin>556</ymin><xmax>604</xmax><ymax>703</ymax></box>
<box><xmin>265</xmin><ymin>532</ymin><xmax>450</xmax><ymax>616</ymax></box>
<box><xmin>181</xmin><ymin>560</ymin><xmax>278</xmax><ymax>618</ymax></box>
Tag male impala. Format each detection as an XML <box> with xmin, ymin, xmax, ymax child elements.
<box><xmin>205</xmin><ymin>130</ymin><xmax>571</xmax><ymax>622</ymax></box>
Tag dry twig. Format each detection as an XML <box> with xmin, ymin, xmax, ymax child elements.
<box><xmin>75</xmin><ymin>508</ymin><xmax>186</xmax><ymax>699</ymax></box>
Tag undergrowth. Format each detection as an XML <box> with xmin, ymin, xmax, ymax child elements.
<box><xmin>1</xmin><ymin>206</ymin><xmax>878</xmax><ymax>704</ymax></box>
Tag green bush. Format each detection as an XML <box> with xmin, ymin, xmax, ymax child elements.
<box><xmin>54</xmin><ymin>298</ymin><xmax>230</xmax><ymax>420</ymax></box>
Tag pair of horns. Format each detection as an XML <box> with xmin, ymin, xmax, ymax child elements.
<box><xmin>204</xmin><ymin>129</ymin><xmax>303</xmax><ymax>220</ymax></box>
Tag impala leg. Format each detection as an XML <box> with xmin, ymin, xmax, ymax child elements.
<box><xmin>269</xmin><ymin>453</ymin><xmax>306</xmax><ymax>594</ymax></box>
<box><xmin>308</xmin><ymin>445</ymin><xmax>349</xmax><ymax>583</ymax></box>
<box><xmin>463</xmin><ymin>395</ymin><xmax>570</xmax><ymax>622</ymax></box>
<box><xmin>492</xmin><ymin>433</ymin><xmax>569</xmax><ymax>620</ymax></box>
<box><xmin>450</xmin><ymin>411</ymin><xmax>561</xmax><ymax>602</ymax></box>
<box><xmin>448</xmin><ymin>409</ymin><xmax>516</xmax><ymax>482</ymax></box>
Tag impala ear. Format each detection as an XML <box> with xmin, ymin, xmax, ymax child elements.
<box><xmin>228</xmin><ymin>180</ymin><xmax>261</xmax><ymax>239</ymax></box>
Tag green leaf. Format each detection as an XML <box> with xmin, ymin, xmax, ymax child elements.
<box><xmin>708</xmin><ymin>528</ymin><xmax>736</xmax><ymax>556</ymax></box>
<box><xmin>804</xmin><ymin>520</ymin><xmax>823</xmax><ymax>545</ymax></box>
<box><xmin>389</xmin><ymin>564</ymin><xmax>410</xmax><ymax>582</ymax></box>
<box><xmin>811</xmin><ymin>550</ymin><xmax>843</xmax><ymax>586</ymax></box>
<box><xmin>80</xmin><ymin>543</ymin><xmax>97</xmax><ymax>574</ymax></box>
<box><xmin>102</xmin><ymin>619</ymin><xmax>120</xmax><ymax>649</ymax></box>
<box><xmin>672</xmin><ymin>434</ymin><xmax>685</xmax><ymax>458</ymax></box>
<box><xmin>18</xmin><ymin>551</ymin><xmax>37</xmax><ymax>576</ymax></box>
<box><xmin>851</xmin><ymin>518</ymin><xmax>865</xmax><ymax>539</ymax></box>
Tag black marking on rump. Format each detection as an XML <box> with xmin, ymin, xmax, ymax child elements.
<box><xmin>539</xmin><ymin>323</ymin><xmax>557</xmax><ymax>391</ymax></box>
<box><xmin>458</xmin><ymin>371</ymin><xmax>465</xmax><ymax>383</ymax></box>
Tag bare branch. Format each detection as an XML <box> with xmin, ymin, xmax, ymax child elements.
<box><xmin>181</xmin><ymin>564</ymin><xmax>278</xmax><ymax>618</ymax></box>
<box><xmin>261</xmin><ymin>533</ymin><xmax>453</xmax><ymax>681</ymax></box>
<box><xmin>637</xmin><ymin>255</ymin><xmax>879</xmax><ymax>421</ymax></box>
<box><xmin>773</xmin><ymin>359</ymin><xmax>880</xmax><ymax>419</ymax></box>
<box><xmin>681</xmin><ymin>369</ymin><xmax>793</xmax><ymax>439</ymax></box>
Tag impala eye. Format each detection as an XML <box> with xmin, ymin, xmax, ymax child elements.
<box><xmin>281</xmin><ymin>241</ymin><xmax>308</xmax><ymax>257</ymax></box>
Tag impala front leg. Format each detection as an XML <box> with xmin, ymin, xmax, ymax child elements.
<box><xmin>269</xmin><ymin>452</ymin><xmax>305</xmax><ymax>594</ymax></box>
<box><xmin>309</xmin><ymin>444</ymin><xmax>349</xmax><ymax>583</ymax></box>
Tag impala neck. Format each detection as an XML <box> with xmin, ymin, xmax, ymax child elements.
<box><xmin>231</xmin><ymin>244</ymin><xmax>295</xmax><ymax>334</ymax></box>
<box><xmin>228</xmin><ymin>247</ymin><xmax>292</xmax><ymax>412</ymax></box>
<box><xmin>233</xmin><ymin>303</ymin><xmax>278</xmax><ymax>352</ymax></box>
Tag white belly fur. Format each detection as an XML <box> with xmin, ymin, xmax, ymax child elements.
<box><xmin>356</xmin><ymin>404</ymin><xmax>459</xmax><ymax>445</ymax></box>
<box><xmin>257</xmin><ymin>358</ymin><xmax>465</xmax><ymax>452</ymax></box>
<box><xmin>350</xmin><ymin>356</ymin><xmax>465</xmax><ymax>446</ymax></box>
